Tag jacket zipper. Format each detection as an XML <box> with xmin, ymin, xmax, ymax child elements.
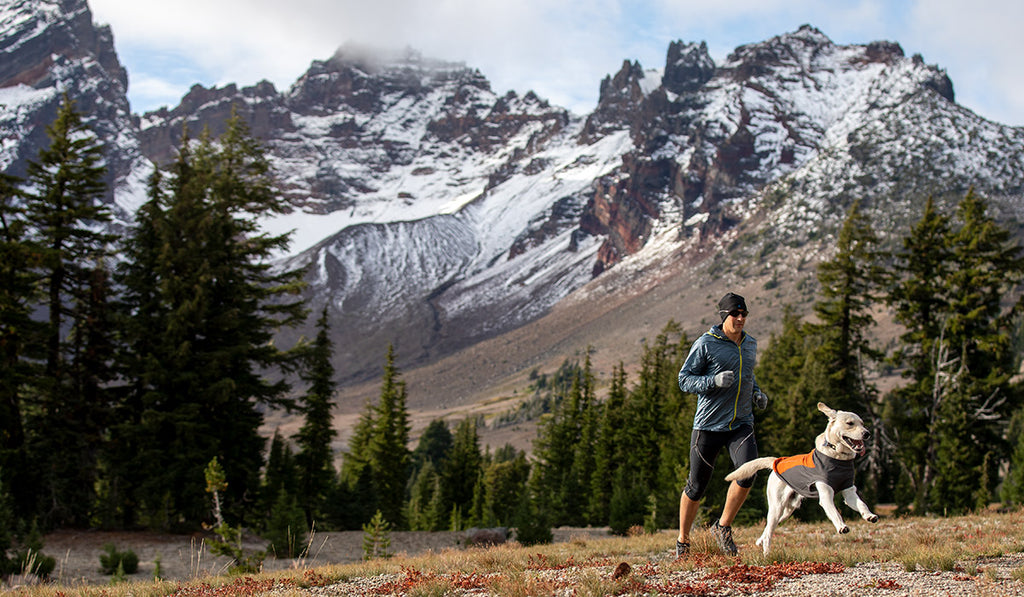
<box><xmin>730</xmin><ymin>337</ymin><xmax>743</xmax><ymax>430</ymax></box>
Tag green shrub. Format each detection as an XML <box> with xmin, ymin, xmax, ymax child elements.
<box><xmin>10</xmin><ymin>549</ymin><xmax>56</xmax><ymax>578</ymax></box>
<box><xmin>512</xmin><ymin>495</ymin><xmax>552</xmax><ymax>546</ymax></box>
<box><xmin>264</xmin><ymin>490</ymin><xmax>308</xmax><ymax>558</ymax></box>
<box><xmin>362</xmin><ymin>510</ymin><xmax>392</xmax><ymax>560</ymax></box>
<box><xmin>1</xmin><ymin>520</ymin><xmax>56</xmax><ymax>579</ymax></box>
<box><xmin>99</xmin><ymin>543</ymin><xmax>139</xmax><ymax>575</ymax></box>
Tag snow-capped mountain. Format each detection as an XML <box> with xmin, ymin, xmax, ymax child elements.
<box><xmin>0</xmin><ymin>0</ymin><xmax>150</xmax><ymax>222</ymax></box>
<box><xmin>3</xmin><ymin>0</ymin><xmax>1022</xmax><ymax>395</ymax></box>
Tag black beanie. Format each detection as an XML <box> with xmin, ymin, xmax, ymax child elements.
<box><xmin>717</xmin><ymin>292</ymin><xmax>747</xmax><ymax>321</ymax></box>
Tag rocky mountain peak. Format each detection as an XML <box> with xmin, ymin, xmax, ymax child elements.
<box><xmin>663</xmin><ymin>40</ymin><xmax>714</xmax><ymax>95</ymax></box>
<box><xmin>1</xmin><ymin>0</ymin><xmax>124</xmax><ymax>90</ymax></box>
<box><xmin>137</xmin><ymin>80</ymin><xmax>290</xmax><ymax>166</ymax></box>
<box><xmin>0</xmin><ymin>0</ymin><xmax>144</xmax><ymax>220</ymax></box>
<box><xmin>581</xmin><ymin>59</ymin><xmax>661</xmax><ymax>143</ymax></box>
<box><xmin>290</xmin><ymin>44</ymin><xmax>491</xmax><ymax>114</ymax></box>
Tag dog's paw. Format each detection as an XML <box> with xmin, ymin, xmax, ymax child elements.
<box><xmin>839</xmin><ymin>526</ymin><xmax>850</xmax><ymax>534</ymax></box>
<box><xmin>866</xmin><ymin>514</ymin><xmax>879</xmax><ymax>523</ymax></box>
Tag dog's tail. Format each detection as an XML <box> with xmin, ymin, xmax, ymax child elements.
<box><xmin>724</xmin><ymin>457</ymin><xmax>776</xmax><ymax>483</ymax></box>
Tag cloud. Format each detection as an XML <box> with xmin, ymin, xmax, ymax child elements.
<box><xmin>88</xmin><ymin>0</ymin><xmax>1023</xmax><ymax>125</ymax></box>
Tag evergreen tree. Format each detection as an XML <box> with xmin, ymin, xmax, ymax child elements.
<box><xmin>0</xmin><ymin>172</ymin><xmax>40</xmax><ymax>519</ymax></box>
<box><xmin>338</xmin><ymin>396</ymin><xmax>377</xmax><ymax>525</ymax></box>
<box><xmin>0</xmin><ymin>474</ymin><xmax>15</xmax><ymax>574</ymax></box>
<box><xmin>294</xmin><ymin>307</ymin><xmax>338</xmax><ymax>525</ymax></box>
<box><xmin>888</xmin><ymin>197</ymin><xmax>954</xmax><ymax>384</ymax></box>
<box><xmin>1001</xmin><ymin>409</ymin><xmax>1024</xmax><ymax>506</ymax></box>
<box><xmin>885</xmin><ymin>196</ymin><xmax>955</xmax><ymax>511</ymax></box>
<box><xmin>810</xmin><ymin>201</ymin><xmax>889</xmax><ymax>502</ymax></box>
<box><xmin>756</xmin><ymin>309</ymin><xmax>826</xmax><ymax>458</ymax></box>
<box><xmin>886</xmin><ymin>190</ymin><xmax>1024</xmax><ymax>513</ymax></box>
<box><xmin>530</xmin><ymin>364</ymin><xmax>585</xmax><ymax>525</ymax></box>
<box><xmin>930</xmin><ymin>190</ymin><xmax>1024</xmax><ymax>512</ymax></box>
<box><xmin>481</xmin><ymin>447</ymin><xmax>530</xmax><ymax>527</ymax></box>
<box><xmin>647</xmin><ymin>322</ymin><xmax>692</xmax><ymax>528</ymax></box>
<box><xmin>811</xmin><ymin>200</ymin><xmax>885</xmax><ymax>414</ymax></box>
<box><xmin>441</xmin><ymin>417</ymin><xmax>482</xmax><ymax>530</ymax></box>
<box><xmin>22</xmin><ymin>95</ymin><xmax>114</xmax><ymax>527</ymax></box>
<box><xmin>114</xmin><ymin>114</ymin><xmax>307</xmax><ymax>528</ymax></box>
<box><xmin>587</xmin><ymin>362</ymin><xmax>627</xmax><ymax>524</ymax></box>
<box><xmin>469</xmin><ymin>455</ymin><xmax>488</xmax><ymax>527</ymax></box>
<box><xmin>103</xmin><ymin>171</ymin><xmax>166</xmax><ymax>528</ymax></box>
<box><xmin>569</xmin><ymin>353</ymin><xmax>598</xmax><ymax>526</ymax></box>
<box><xmin>513</xmin><ymin>481</ymin><xmax>552</xmax><ymax>546</ymax></box>
<box><xmin>265</xmin><ymin>489</ymin><xmax>308</xmax><ymax>558</ymax></box>
<box><xmin>748</xmin><ymin>308</ymin><xmax>841</xmax><ymax>520</ymax></box>
<box><xmin>410</xmin><ymin>419</ymin><xmax>452</xmax><ymax>476</ymax></box>
<box><xmin>367</xmin><ymin>344</ymin><xmax>411</xmax><ymax>529</ymax></box>
<box><xmin>328</xmin><ymin>462</ymin><xmax>374</xmax><ymax>531</ymax></box>
<box><xmin>406</xmin><ymin>460</ymin><xmax>443</xmax><ymax>531</ymax></box>
<box><xmin>261</xmin><ymin>430</ymin><xmax>298</xmax><ymax>518</ymax></box>
<box><xmin>614</xmin><ymin>322</ymin><xmax>687</xmax><ymax>530</ymax></box>
<box><xmin>405</xmin><ymin>419</ymin><xmax>452</xmax><ymax>531</ymax></box>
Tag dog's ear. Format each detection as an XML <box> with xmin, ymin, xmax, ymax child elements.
<box><xmin>817</xmin><ymin>402</ymin><xmax>837</xmax><ymax>419</ymax></box>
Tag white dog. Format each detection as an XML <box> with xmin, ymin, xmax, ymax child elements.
<box><xmin>725</xmin><ymin>402</ymin><xmax>879</xmax><ymax>555</ymax></box>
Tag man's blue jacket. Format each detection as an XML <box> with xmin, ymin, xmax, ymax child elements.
<box><xmin>678</xmin><ymin>324</ymin><xmax>760</xmax><ymax>431</ymax></box>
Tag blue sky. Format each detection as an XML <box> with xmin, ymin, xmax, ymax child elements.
<box><xmin>88</xmin><ymin>0</ymin><xmax>1024</xmax><ymax>126</ymax></box>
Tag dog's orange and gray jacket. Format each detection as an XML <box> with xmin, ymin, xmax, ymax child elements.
<box><xmin>772</xmin><ymin>450</ymin><xmax>856</xmax><ymax>499</ymax></box>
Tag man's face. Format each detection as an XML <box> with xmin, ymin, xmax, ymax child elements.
<box><xmin>723</xmin><ymin>309</ymin><xmax>748</xmax><ymax>335</ymax></box>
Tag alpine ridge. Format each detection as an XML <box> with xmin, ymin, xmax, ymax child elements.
<box><xmin>2</xmin><ymin>2</ymin><xmax>1023</xmax><ymax>428</ymax></box>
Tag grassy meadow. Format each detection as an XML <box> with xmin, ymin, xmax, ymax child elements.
<box><xmin>8</xmin><ymin>508</ymin><xmax>1024</xmax><ymax>596</ymax></box>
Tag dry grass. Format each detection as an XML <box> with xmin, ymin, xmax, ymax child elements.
<box><xmin>7</xmin><ymin>508</ymin><xmax>1024</xmax><ymax>596</ymax></box>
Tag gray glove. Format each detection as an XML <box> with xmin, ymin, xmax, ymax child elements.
<box><xmin>753</xmin><ymin>390</ymin><xmax>768</xmax><ymax>409</ymax></box>
<box><xmin>713</xmin><ymin>370</ymin><xmax>735</xmax><ymax>388</ymax></box>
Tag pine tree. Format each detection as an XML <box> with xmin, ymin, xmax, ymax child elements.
<box><xmin>22</xmin><ymin>96</ymin><xmax>114</xmax><ymax>527</ymax></box>
<box><xmin>929</xmin><ymin>190</ymin><xmax>1024</xmax><ymax>512</ymax></box>
<box><xmin>0</xmin><ymin>171</ymin><xmax>41</xmax><ymax>520</ymax></box>
<box><xmin>530</xmin><ymin>365</ymin><xmax>583</xmax><ymax>525</ymax></box>
<box><xmin>587</xmin><ymin>362</ymin><xmax>627</xmax><ymax>524</ymax></box>
<box><xmin>114</xmin><ymin>113</ymin><xmax>307</xmax><ymax>527</ymax></box>
<box><xmin>410</xmin><ymin>419</ymin><xmax>452</xmax><ymax>475</ymax></box>
<box><xmin>469</xmin><ymin>457</ymin><xmax>488</xmax><ymax>527</ymax></box>
<box><xmin>885</xmin><ymin>196</ymin><xmax>955</xmax><ymax>511</ymax></box>
<box><xmin>1001</xmin><ymin>410</ymin><xmax>1024</xmax><ymax>506</ymax></box>
<box><xmin>405</xmin><ymin>460</ymin><xmax>443</xmax><ymax>531</ymax></box>
<box><xmin>265</xmin><ymin>489</ymin><xmax>308</xmax><ymax>558</ymax></box>
<box><xmin>756</xmin><ymin>308</ymin><xmax>825</xmax><ymax>457</ymax></box>
<box><xmin>885</xmin><ymin>190</ymin><xmax>1024</xmax><ymax>513</ymax></box>
<box><xmin>104</xmin><ymin>171</ymin><xmax>166</xmax><ymax>528</ymax></box>
<box><xmin>809</xmin><ymin>200</ymin><xmax>890</xmax><ymax>502</ymax></box>
<box><xmin>555</xmin><ymin>369</ymin><xmax>587</xmax><ymax>526</ymax></box>
<box><xmin>367</xmin><ymin>344</ymin><xmax>411</xmax><ymax>528</ymax></box>
<box><xmin>617</xmin><ymin>321</ymin><xmax>687</xmax><ymax>529</ymax></box>
<box><xmin>811</xmin><ymin>200</ymin><xmax>885</xmax><ymax>414</ymax></box>
<box><xmin>481</xmin><ymin>447</ymin><xmax>530</xmax><ymax>527</ymax></box>
<box><xmin>405</xmin><ymin>420</ymin><xmax>452</xmax><ymax>531</ymax></box>
<box><xmin>888</xmin><ymin>197</ymin><xmax>954</xmax><ymax>383</ymax></box>
<box><xmin>294</xmin><ymin>306</ymin><xmax>338</xmax><ymax>525</ymax></box>
<box><xmin>338</xmin><ymin>396</ymin><xmax>377</xmax><ymax>525</ymax></box>
<box><xmin>648</xmin><ymin>322</ymin><xmax>692</xmax><ymax>528</ymax></box>
<box><xmin>261</xmin><ymin>430</ymin><xmax>298</xmax><ymax>518</ymax></box>
<box><xmin>0</xmin><ymin>474</ymin><xmax>15</xmax><ymax>575</ymax></box>
<box><xmin>441</xmin><ymin>417</ymin><xmax>482</xmax><ymax>531</ymax></box>
<box><xmin>569</xmin><ymin>352</ymin><xmax>598</xmax><ymax>526</ymax></box>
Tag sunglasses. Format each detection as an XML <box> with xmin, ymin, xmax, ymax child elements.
<box><xmin>727</xmin><ymin>310</ymin><xmax>749</xmax><ymax>318</ymax></box>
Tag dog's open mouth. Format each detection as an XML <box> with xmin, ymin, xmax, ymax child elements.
<box><xmin>843</xmin><ymin>436</ymin><xmax>867</xmax><ymax>456</ymax></box>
